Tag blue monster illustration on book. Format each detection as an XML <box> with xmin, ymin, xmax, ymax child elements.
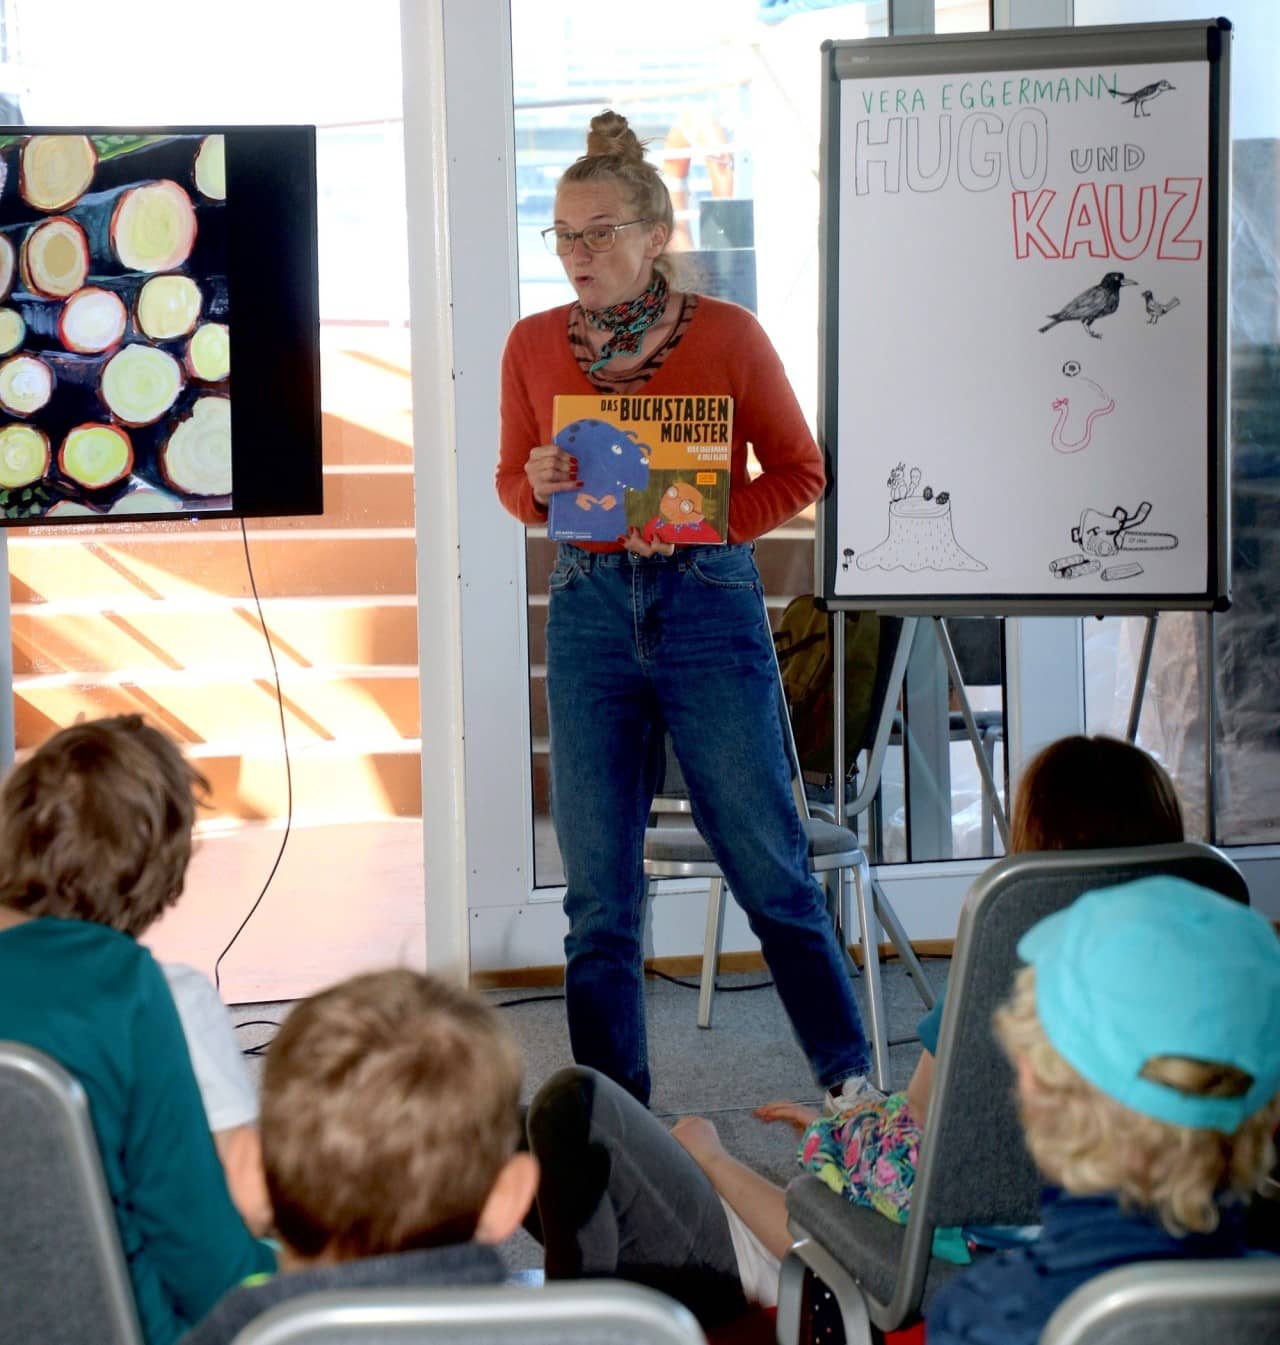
<box><xmin>548</xmin><ymin>417</ymin><xmax>651</xmax><ymax>541</ymax></box>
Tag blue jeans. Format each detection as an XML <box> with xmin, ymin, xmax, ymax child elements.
<box><xmin>545</xmin><ymin>542</ymin><xmax>871</xmax><ymax>1104</ymax></box>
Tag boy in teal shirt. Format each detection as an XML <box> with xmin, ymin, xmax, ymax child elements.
<box><xmin>0</xmin><ymin>717</ymin><xmax>274</xmax><ymax>1345</ymax></box>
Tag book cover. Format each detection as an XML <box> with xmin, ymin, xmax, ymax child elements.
<box><xmin>547</xmin><ymin>393</ymin><xmax>733</xmax><ymax>545</ymax></box>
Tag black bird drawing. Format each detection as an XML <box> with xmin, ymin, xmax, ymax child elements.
<box><xmin>1143</xmin><ymin>290</ymin><xmax>1180</xmax><ymax>324</ymax></box>
<box><xmin>1108</xmin><ymin>79</ymin><xmax>1176</xmax><ymax>117</ymax></box>
<box><xmin>1038</xmin><ymin>273</ymin><xmax>1136</xmax><ymax>339</ymax></box>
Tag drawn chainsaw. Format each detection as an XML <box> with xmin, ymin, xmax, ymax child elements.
<box><xmin>1071</xmin><ymin>502</ymin><xmax>1178</xmax><ymax>558</ymax></box>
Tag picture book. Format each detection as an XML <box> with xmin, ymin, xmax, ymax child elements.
<box><xmin>547</xmin><ymin>393</ymin><xmax>733</xmax><ymax>545</ymax></box>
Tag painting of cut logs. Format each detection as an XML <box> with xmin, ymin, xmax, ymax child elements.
<box><xmin>0</xmin><ymin>131</ymin><xmax>231</xmax><ymax>520</ymax></box>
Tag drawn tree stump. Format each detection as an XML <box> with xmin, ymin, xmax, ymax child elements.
<box><xmin>858</xmin><ymin>496</ymin><xmax>986</xmax><ymax>572</ymax></box>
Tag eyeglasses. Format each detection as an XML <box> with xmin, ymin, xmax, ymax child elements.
<box><xmin>541</xmin><ymin>219</ymin><xmax>651</xmax><ymax>255</ymax></box>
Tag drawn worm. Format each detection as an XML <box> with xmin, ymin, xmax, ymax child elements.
<box><xmin>1050</xmin><ymin>378</ymin><xmax>1115</xmax><ymax>454</ymax></box>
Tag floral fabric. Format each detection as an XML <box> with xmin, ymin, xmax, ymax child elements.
<box><xmin>798</xmin><ymin>1091</ymin><xmax>921</xmax><ymax>1222</ymax></box>
<box><xmin>796</xmin><ymin>1091</ymin><xmax>972</xmax><ymax>1265</ymax></box>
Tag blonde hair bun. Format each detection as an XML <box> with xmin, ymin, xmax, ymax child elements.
<box><xmin>585</xmin><ymin>110</ymin><xmax>647</xmax><ymax>163</ymax></box>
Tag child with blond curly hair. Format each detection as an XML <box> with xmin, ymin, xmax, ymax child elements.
<box><xmin>926</xmin><ymin>875</ymin><xmax>1280</xmax><ymax>1343</ymax></box>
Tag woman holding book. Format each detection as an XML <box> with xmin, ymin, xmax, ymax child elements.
<box><xmin>495</xmin><ymin>109</ymin><xmax>872</xmax><ymax>1109</ymax></box>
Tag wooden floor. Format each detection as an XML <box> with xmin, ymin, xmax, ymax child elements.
<box><xmin>143</xmin><ymin>818</ymin><xmax>426</xmax><ymax>1004</ymax></box>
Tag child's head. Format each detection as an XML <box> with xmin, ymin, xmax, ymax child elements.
<box><xmin>261</xmin><ymin>968</ymin><xmax>535</xmax><ymax>1264</ymax></box>
<box><xmin>0</xmin><ymin>714</ymin><xmax>207</xmax><ymax>936</ymax></box>
<box><xmin>1010</xmin><ymin>735</ymin><xmax>1183</xmax><ymax>854</ymax></box>
<box><xmin>996</xmin><ymin>876</ymin><xmax>1280</xmax><ymax>1235</ymax></box>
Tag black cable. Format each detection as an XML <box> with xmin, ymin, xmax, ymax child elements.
<box><xmin>214</xmin><ymin>520</ymin><xmax>293</xmax><ymax>992</ymax></box>
<box><xmin>494</xmin><ymin>993</ymin><xmax>566</xmax><ymax>1008</ymax></box>
<box><xmin>648</xmin><ymin>967</ymin><xmax>775</xmax><ymax>993</ymax></box>
<box><xmin>234</xmin><ymin>1018</ymin><xmax>281</xmax><ymax>1057</ymax></box>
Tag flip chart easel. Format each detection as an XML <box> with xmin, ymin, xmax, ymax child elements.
<box><xmin>812</xmin><ymin>21</ymin><xmax>1233</xmax><ymax>994</ymax></box>
<box><xmin>816</xmin><ymin>19</ymin><xmax>1231</xmax><ymax>615</ymax></box>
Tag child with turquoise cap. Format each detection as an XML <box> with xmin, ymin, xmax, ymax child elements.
<box><xmin>926</xmin><ymin>875</ymin><xmax>1280</xmax><ymax>1345</ymax></box>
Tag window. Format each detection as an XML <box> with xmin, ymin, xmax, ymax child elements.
<box><xmin>511</xmin><ymin>0</ymin><xmax>996</xmax><ymax>886</ymax></box>
<box><xmin>3</xmin><ymin>0</ymin><xmax>422</xmax><ymax>999</ymax></box>
<box><xmin>1077</xmin><ymin>0</ymin><xmax>1280</xmax><ymax>845</ymax></box>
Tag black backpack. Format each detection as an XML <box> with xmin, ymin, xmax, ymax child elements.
<box><xmin>774</xmin><ymin>597</ymin><xmax>880</xmax><ymax>782</ymax></box>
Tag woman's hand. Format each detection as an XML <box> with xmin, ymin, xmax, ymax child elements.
<box><xmin>620</xmin><ymin>527</ymin><xmax>675</xmax><ymax>558</ymax></box>
<box><xmin>752</xmin><ymin>1100</ymin><xmax>820</xmax><ymax>1133</ymax></box>
<box><xmin>670</xmin><ymin>1114</ymin><xmax>726</xmax><ymax>1172</ymax></box>
<box><xmin>525</xmin><ymin>443</ymin><xmax>581</xmax><ymax>506</ymax></box>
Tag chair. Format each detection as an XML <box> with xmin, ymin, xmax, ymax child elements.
<box><xmin>1039</xmin><ymin>1259</ymin><xmax>1280</xmax><ymax>1345</ymax></box>
<box><xmin>642</xmin><ymin>615</ymin><xmax>931</xmax><ymax>1091</ymax></box>
<box><xmin>0</xmin><ymin>1040</ymin><xmax>143</xmax><ymax>1345</ymax></box>
<box><xmin>229</xmin><ymin>1280</ymin><xmax>709</xmax><ymax>1345</ymax></box>
<box><xmin>775</xmin><ymin>842</ymin><xmax>1250</xmax><ymax>1345</ymax></box>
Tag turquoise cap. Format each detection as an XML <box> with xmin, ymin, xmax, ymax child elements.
<box><xmin>1017</xmin><ymin>875</ymin><xmax>1280</xmax><ymax>1133</ymax></box>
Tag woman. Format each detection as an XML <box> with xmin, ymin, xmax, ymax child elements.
<box><xmin>496</xmin><ymin>109</ymin><xmax>873</xmax><ymax>1108</ymax></box>
<box><xmin>526</xmin><ymin>735</ymin><xmax>1189</xmax><ymax>1324</ymax></box>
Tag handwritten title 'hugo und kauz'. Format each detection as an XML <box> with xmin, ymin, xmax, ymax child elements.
<box><xmin>852</xmin><ymin>72</ymin><xmax>1203</xmax><ymax>263</ymax></box>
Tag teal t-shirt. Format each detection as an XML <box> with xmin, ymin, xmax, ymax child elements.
<box><xmin>0</xmin><ymin>918</ymin><xmax>275</xmax><ymax>1345</ymax></box>
<box><xmin>918</xmin><ymin>982</ymin><xmax>948</xmax><ymax>1055</ymax></box>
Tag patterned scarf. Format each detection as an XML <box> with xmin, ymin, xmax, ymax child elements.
<box><xmin>584</xmin><ymin>272</ymin><xmax>668</xmax><ymax>373</ymax></box>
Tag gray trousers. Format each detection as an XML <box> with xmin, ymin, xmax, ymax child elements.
<box><xmin>525</xmin><ymin>1065</ymin><xmax>749</xmax><ymax>1328</ymax></box>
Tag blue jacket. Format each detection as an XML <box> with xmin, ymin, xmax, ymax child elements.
<box><xmin>180</xmin><ymin>1243</ymin><xmax>507</xmax><ymax>1345</ymax></box>
<box><xmin>926</xmin><ymin>1189</ymin><xmax>1254</xmax><ymax>1345</ymax></box>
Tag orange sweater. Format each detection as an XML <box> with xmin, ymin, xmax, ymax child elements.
<box><xmin>496</xmin><ymin>296</ymin><xmax>824</xmax><ymax>548</ymax></box>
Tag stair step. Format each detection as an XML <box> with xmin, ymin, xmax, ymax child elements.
<box><xmin>15</xmin><ymin>672</ymin><xmax>420</xmax><ymax>747</ymax></box>
<box><xmin>8</xmin><ymin>533</ymin><xmax>418</xmax><ymax>602</ymax></box>
<box><xmin>11</xmin><ymin>600</ymin><xmax>420</xmax><ymax>676</ymax></box>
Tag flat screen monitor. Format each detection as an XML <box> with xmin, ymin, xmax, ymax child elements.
<box><xmin>0</xmin><ymin>125</ymin><xmax>320</xmax><ymax>525</ymax></box>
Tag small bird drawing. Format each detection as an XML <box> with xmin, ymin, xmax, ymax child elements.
<box><xmin>1108</xmin><ymin>79</ymin><xmax>1176</xmax><ymax>117</ymax></box>
<box><xmin>1143</xmin><ymin>290</ymin><xmax>1181</xmax><ymax>324</ymax></box>
<box><xmin>1038</xmin><ymin>272</ymin><xmax>1136</xmax><ymax>339</ymax></box>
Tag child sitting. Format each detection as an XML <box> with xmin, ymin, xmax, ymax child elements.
<box><xmin>926</xmin><ymin>875</ymin><xmax>1280</xmax><ymax>1343</ymax></box>
<box><xmin>0</xmin><ymin>716</ymin><xmax>273</xmax><ymax>1345</ymax></box>
<box><xmin>182</xmin><ymin>968</ymin><xmax>539</xmax><ymax>1345</ymax></box>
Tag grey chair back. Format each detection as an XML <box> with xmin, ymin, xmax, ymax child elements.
<box><xmin>1040</xmin><ymin>1259</ymin><xmax>1280</xmax><ymax>1345</ymax></box>
<box><xmin>782</xmin><ymin>842</ymin><xmax>1249</xmax><ymax>1334</ymax></box>
<box><xmin>0</xmin><ymin>1040</ymin><xmax>143</xmax><ymax>1345</ymax></box>
<box><xmin>230</xmin><ymin>1280</ymin><xmax>708</xmax><ymax>1345</ymax></box>
<box><xmin>923</xmin><ymin>842</ymin><xmax>1247</xmax><ymax>1226</ymax></box>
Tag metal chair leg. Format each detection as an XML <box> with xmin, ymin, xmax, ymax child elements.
<box><xmin>775</xmin><ymin>1248</ymin><xmax>807</xmax><ymax>1345</ymax></box>
<box><xmin>828</xmin><ymin>868</ymin><xmax>859</xmax><ymax>979</ymax></box>
<box><xmin>852</xmin><ymin>855</ymin><xmax>891</xmax><ymax>1092</ymax></box>
<box><xmin>871</xmin><ymin>879</ymin><xmax>936</xmax><ymax>1011</ymax></box>
<box><xmin>698</xmin><ymin>877</ymin><xmax>727</xmax><ymax>1029</ymax></box>
<box><xmin>780</xmin><ymin>1239</ymin><xmax>876</xmax><ymax>1345</ymax></box>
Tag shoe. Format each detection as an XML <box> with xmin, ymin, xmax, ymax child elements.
<box><xmin>823</xmin><ymin>1073</ymin><xmax>885</xmax><ymax>1116</ymax></box>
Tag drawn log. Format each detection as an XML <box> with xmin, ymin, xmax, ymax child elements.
<box><xmin>0</xmin><ymin>424</ymin><xmax>50</xmax><ymax>488</ymax></box>
<box><xmin>20</xmin><ymin>135</ymin><xmax>98</xmax><ymax>212</ymax></box>
<box><xmin>110</xmin><ymin>179</ymin><xmax>198</xmax><ymax>272</ymax></box>
<box><xmin>99</xmin><ymin>343</ymin><xmax>184</xmax><ymax>425</ymax></box>
<box><xmin>136</xmin><ymin>274</ymin><xmax>202</xmax><ymax>340</ymax></box>
<box><xmin>60</xmin><ymin>286</ymin><xmax>128</xmax><ymax>354</ymax></box>
<box><xmin>58</xmin><ymin>422</ymin><xmax>134</xmax><ymax>489</ymax></box>
<box><xmin>162</xmin><ymin>395</ymin><xmax>231</xmax><ymax>495</ymax></box>
<box><xmin>0</xmin><ymin>307</ymin><xmax>25</xmax><ymax>356</ymax></box>
<box><xmin>193</xmin><ymin>135</ymin><xmax>226</xmax><ymax>201</ymax></box>
<box><xmin>20</xmin><ymin>217</ymin><xmax>90</xmax><ymax>298</ymax></box>
<box><xmin>0</xmin><ymin>353</ymin><xmax>54</xmax><ymax>415</ymax></box>
<box><xmin>186</xmin><ymin>321</ymin><xmax>229</xmax><ymax>381</ymax></box>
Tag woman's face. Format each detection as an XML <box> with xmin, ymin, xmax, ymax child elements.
<box><xmin>553</xmin><ymin>180</ymin><xmax>667</xmax><ymax>311</ymax></box>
